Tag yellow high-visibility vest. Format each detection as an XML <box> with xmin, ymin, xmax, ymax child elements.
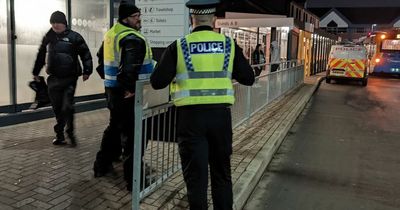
<box><xmin>103</xmin><ymin>22</ymin><xmax>154</xmax><ymax>87</ymax></box>
<box><xmin>171</xmin><ymin>30</ymin><xmax>235</xmax><ymax>106</ymax></box>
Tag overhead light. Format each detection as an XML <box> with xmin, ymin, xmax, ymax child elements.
<box><xmin>381</xmin><ymin>34</ymin><xmax>386</xmax><ymax>39</ymax></box>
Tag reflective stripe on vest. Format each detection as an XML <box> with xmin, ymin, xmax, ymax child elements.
<box><xmin>171</xmin><ymin>31</ymin><xmax>235</xmax><ymax>106</ymax></box>
<box><xmin>176</xmin><ymin>71</ymin><xmax>232</xmax><ymax>80</ymax></box>
<box><xmin>172</xmin><ymin>89</ymin><xmax>234</xmax><ymax>99</ymax></box>
<box><xmin>103</xmin><ymin>23</ymin><xmax>154</xmax><ymax>87</ymax></box>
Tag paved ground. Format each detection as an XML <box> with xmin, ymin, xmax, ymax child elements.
<box><xmin>244</xmin><ymin>76</ymin><xmax>400</xmax><ymax>210</ymax></box>
<box><xmin>0</xmin><ymin>108</ymin><xmax>133</xmax><ymax>210</ymax></box>
<box><xmin>0</xmin><ymin>75</ymin><xmax>321</xmax><ymax>210</ymax></box>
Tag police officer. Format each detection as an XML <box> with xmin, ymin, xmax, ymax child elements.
<box><xmin>93</xmin><ymin>0</ymin><xmax>154</xmax><ymax>191</ymax></box>
<box><xmin>32</xmin><ymin>11</ymin><xmax>92</xmax><ymax>146</ymax></box>
<box><xmin>150</xmin><ymin>0</ymin><xmax>254</xmax><ymax>209</ymax></box>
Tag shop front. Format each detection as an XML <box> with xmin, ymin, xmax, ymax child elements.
<box><xmin>298</xmin><ymin>30</ymin><xmax>312</xmax><ymax>76</ymax></box>
<box><xmin>215</xmin><ymin>13</ymin><xmax>294</xmax><ymax>71</ymax></box>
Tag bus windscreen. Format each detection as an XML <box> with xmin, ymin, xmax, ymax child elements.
<box><xmin>382</xmin><ymin>39</ymin><xmax>400</xmax><ymax>51</ymax></box>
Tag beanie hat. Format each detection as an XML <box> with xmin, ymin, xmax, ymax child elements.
<box><xmin>50</xmin><ymin>11</ymin><xmax>67</xmax><ymax>25</ymax></box>
<box><xmin>118</xmin><ymin>0</ymin><xmax>140</xmax><ymax>20</ymax></box>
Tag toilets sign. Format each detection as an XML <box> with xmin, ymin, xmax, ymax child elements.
<box><xmin>136</xmin><ymin>0</ymin><xmax>190</xmax><ymax>48</ymax></box>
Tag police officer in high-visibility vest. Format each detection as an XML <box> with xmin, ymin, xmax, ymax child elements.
<box><xmin>93</xmin><ymin>0</ymin><xmax>154</xmax><ymax>191</ymax></box>
<box><xmin>150</xmin><ymin>0</ymin><xmax>254</xmax><ymax>209</ymax></box>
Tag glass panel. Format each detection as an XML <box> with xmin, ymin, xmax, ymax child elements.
<box><xmin>0</xmin><ymin>0</ymin><xmax>10</xmax><ymax>106</ymax></box>
<box><xmin>71</xmin><ymin>0</ymin><xmax>110</xmax><ymax>97</ymax></box>
<box><xmin>278</xmin><ymin>27</ymin><xmax>289</xmax><ymax>61</ymax></box>
<box><xmin>14</xmin><ymin>0</ymin><xmax>66</xmax><ymax>104</ymax></box>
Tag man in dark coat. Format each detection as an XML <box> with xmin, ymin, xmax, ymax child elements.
<box><xmin>32</xmin><ymin>11</ymin><xmax>93</xmax><ymax>146</ymax></box>
<box><xmin>252</xmin><ymin>44</ymin><xmax>266</xmax><ymax>76</ymax></box>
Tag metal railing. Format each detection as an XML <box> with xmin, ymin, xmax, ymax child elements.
<box><xmin>131</xmin><ymin>60</ymin><xmax>304</xmax><ymax>209</ymax></box>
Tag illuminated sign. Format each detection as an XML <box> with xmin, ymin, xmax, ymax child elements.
<box><xmin>215</xmin><ymin>18</ymin><xmax>295</xmax><ymax>28</ymax></box>
<box><xmin>382</xmin><ymin>40</ymin><xmax>400</xmax><ymax>51</ymax></box>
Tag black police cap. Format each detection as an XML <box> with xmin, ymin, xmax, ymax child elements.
<box><xmin>186</xmin><ymin>0</ymin><xmax>220</xmax><ymax>15</ymax></box>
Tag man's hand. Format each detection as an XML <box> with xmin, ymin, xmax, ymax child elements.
<box><xmin>33</xmin><ymin>75</ymin><xmax>40</xmax><ymax>82</ymax></box>
<box><xmin>82</xmin><ymin>74</ymin><xmax>90</xmax><ymax>81</ymax></box>
<box><xmin>124</xmin><ymin>91</ymin><xmax>135</xmax><ymax>99</ymax></box>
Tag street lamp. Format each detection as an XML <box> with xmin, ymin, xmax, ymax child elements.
<box><xmin>371</xmin><ymin>24</ymin><xmax>377</xmax><ymax>32</ymax></box>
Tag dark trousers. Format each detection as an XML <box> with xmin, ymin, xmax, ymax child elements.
<box><xmin>47</xmin><ymin>75</ymin><xmax>77</xmax><ymax>139</ymax></box>
<box><xmin>177</xmin><ymin>106</ymin><xmax>233</xmax><ymax>210</ymax></box>
<box><xmin>95</xmin><ymin>88</ymin><xmax>139</xmax><ymax>185</ymax></box>
<box><xmin>271</xmin><ymin>63</ymin><xmax>279</xmax><ymax>72</ymax></box>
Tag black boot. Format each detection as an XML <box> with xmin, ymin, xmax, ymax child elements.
<box><xmin>52</xmin><ymin>133</ymin><xmax>66</xmax><ymax>145</ymax></box>
<box><xmin>93</xmin><ymin>160</ymin><xmax>114</xmax><ymax>178</ymax></box>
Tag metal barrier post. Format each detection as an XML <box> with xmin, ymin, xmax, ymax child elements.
<box><xmin>290</xmin><ymin>67</ymin><xmax>294</xmax><ymax>89</ymax></box>
<box><xmin>266</xmin><ymin>64</ymin><xmax>270</xmax><ymax>104</ymax></box>
<box><xmin>285</xmin><ymin>70</ymin><xmax>289</xmax><ymax>92</ymax></box>
<box><xmin>132</xmin><ymin>81</ymin><xmax>144</xmax><ymax>210</ymax></box>
<box><xmin>246</xmin><ymin>81</ymin><xmax>252</xmax><ymax>126</ymax></box>
<box><xmin>296</xmin><ymin>66</ymin><xmax>300</xmax><ymax>85</ymax></box>
<box><xmin>293</xmin><ymin>67</ymin><xmax>296</xmax><ymax>87</ymax></box>
<box><xmin>279</xmin><ymin>70</ymin><xmax>283</xmax><ymax>96</ymax></box>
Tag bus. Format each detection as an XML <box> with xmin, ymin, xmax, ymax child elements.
<box><xmin>368</xmin><ymin>29</ymin><xmax>400</xmax><ymax>75</ymax></box>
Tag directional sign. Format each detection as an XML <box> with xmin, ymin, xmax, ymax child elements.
<box><xmin>137</xmin><ymin>0</ymin><xmax>189</xmax><ymax>48</ymax></box>
<box><xmin>141</xmin><ymin>26</ymin><xmax>185</xmax><ymax>37</ymax></box>
<box><xmin>146</xmin><ymin>36</ymin><xmax>180</xmax><ymax>48</ymax></box>
<box><xmin>140</xmin><ymin>4</ymin><xmax>185</xmax><ymax>15</ymax></box>
<box><xmin>136</xmin><ymin>0</ymin><xmax>184</xmax><ymax>4</ymax></box>
<box><xmin>141</xmin><ymin>15</ymin><xmax>185</xmax><ymax>26</ymax></box>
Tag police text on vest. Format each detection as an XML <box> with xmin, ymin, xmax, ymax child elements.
<box><xmin>189</xmin><ymin>42</ymin><xmax>225</xmax><ymax>54</ymax></box>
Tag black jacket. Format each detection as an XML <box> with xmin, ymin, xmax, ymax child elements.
<box><xmin>33</xmin><ymin>28</ymin><xmax>93</xmax><ymax>78</ymax></box>
<box><xmin>252</xmin><ymin>49</ymin><xmax>265</xmax><ymax>65</ymax></box>
<box><xmin>150</xmin><ymin>26</ymin><xmax>255</xmax><ymax>90</ymax></box>
<box><xmin>96</xmin><ymin>25</ymin><xmax>146</xmax><ymax>93</ymax></box>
